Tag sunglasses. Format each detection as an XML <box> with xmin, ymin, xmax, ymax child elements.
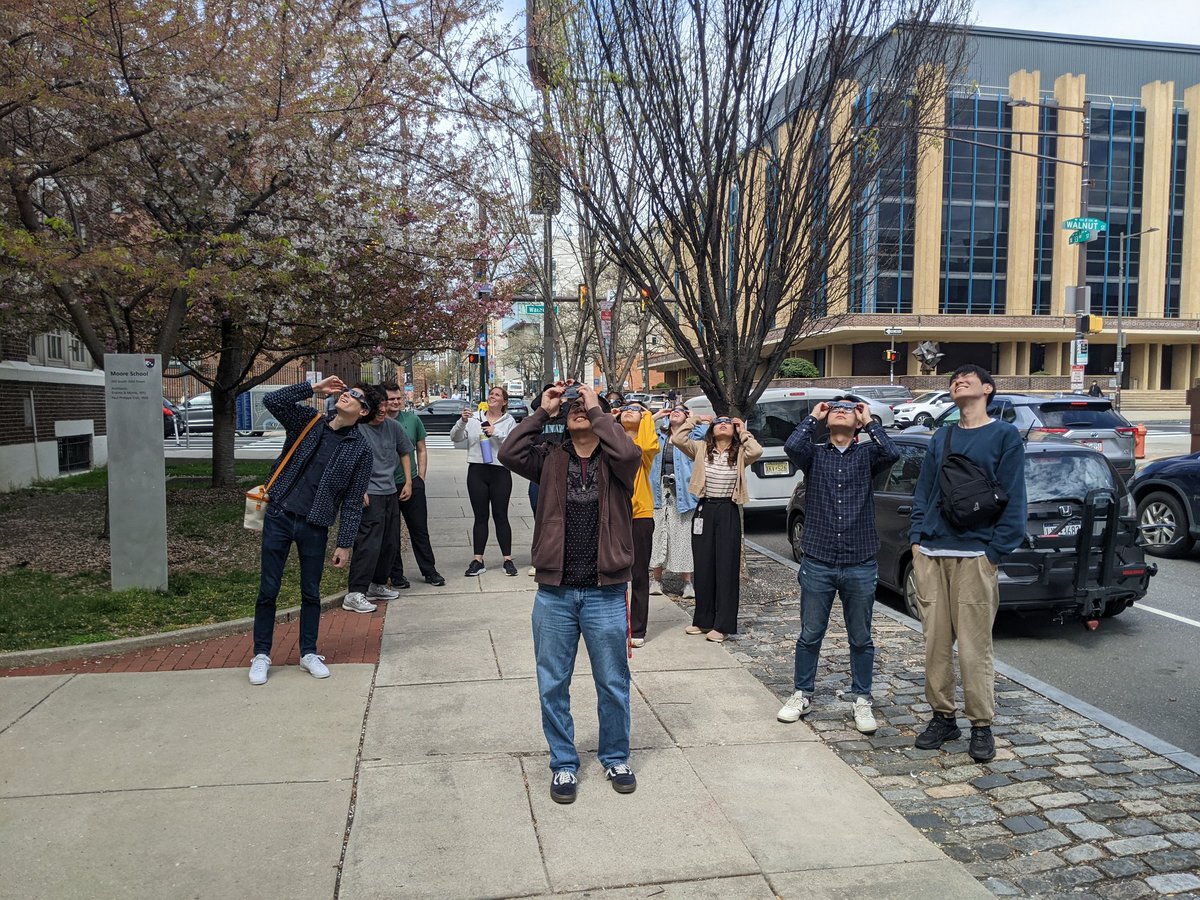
<box><xmin>671</xmin><ymin>405</ymin><xmax>688</xmax><ymax>413</ymax></box>
<box><xmin>828</xmin><ymin>402</ymin><xmax>857</xmax><ymax>412</ymax></box>
<box><xmin>620</xmin><ymin>404</ymin><xmax>644</xmax><ymax>412</ymax></box>
<box><xmin>712</xmin><ymin>416</ymin><xmax>734</xmax><ymax>425</ymax></box>
<box><xmin>345</xmin><ymin>388</ymin><xmax>368</xmax><ymax>404</ymax></box>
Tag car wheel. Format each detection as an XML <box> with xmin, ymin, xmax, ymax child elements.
<box><xmin>788</xmin><ymin>515</ymin><xmax>804</xmax><ymax>562</ymax></box>
<box><xmin>1138</xmin><ymin>491</ymin><xmax>1193</xmax><ymax>559</ymax></box>
<box><xmin>902</xmin><ymin>561</ymin><xmax>922</xmax><ymax>622</ymax></box>
<box><xmin>236</xmin><ymin>429</ymin><xmax>252</xmax><ymax>436</ymax></box>
<box><xmin>1101</xmin><ymin>600</ymin><xmax>1130</xmax><ymax>618</ymax></box>
<box><xmin>914</xmin><ymin>412</ymin><xmax>932</xmax><ymax>427</ymax></box>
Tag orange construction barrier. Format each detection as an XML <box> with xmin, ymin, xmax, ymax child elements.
<box><xmin>1134</xmin><ymin>422</ymin><xmax>1147</xmax><ymax>459</ymax></box>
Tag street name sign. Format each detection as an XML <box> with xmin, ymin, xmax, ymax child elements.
<box><xmin>1063</xmin><ymin>217</ymin><xmax>1108</xmax><ymax>232</ymax></box>
<box><xmin>883</xmin><ymin>327</ymin><xmax>904</xmax><ymax>336</ymax></box>
<box><xmin>1068</xmin><ymin>229</ymin><xmax>1094</xmax><ymax>245</ymax></box>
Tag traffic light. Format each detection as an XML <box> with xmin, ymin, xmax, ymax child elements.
<box><xmin>467</xmin><ymin>353</ymin><xmax>479</xmax><ymax>364</ymax></box>
<box><xmin>1075</xmin><ymin>314</ymin><xmax>1103</xmax><ymax>334</ymax></box>
<box><xmin>883</xmin><ymin>349</ymin><xmax>897</xmax><ymax>362</ymax></box>
<box><xmin>639</xmin><ymin>286</ymin><xmax>651</xmax><ymax>311</ymax></box>
<box><xmin>578</xmin><ymin>282</ymin><xmax>588</xmax><ymax>309</ymax></box>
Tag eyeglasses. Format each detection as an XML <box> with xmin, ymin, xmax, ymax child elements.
<box><xmin>828</xmin><ymin>402</ymin><xmax>857</xmax><ymax>412</ymax></box>
<box><xmin>712</xmin><ymin>416</ymin><xmax>733</xmax><ymax>425</ymax></box>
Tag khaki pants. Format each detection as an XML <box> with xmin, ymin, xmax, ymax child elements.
<box><xmin>911</xmin><ymin>553</ymin><xmax>1000</xmax><ymax>726</ymax></box>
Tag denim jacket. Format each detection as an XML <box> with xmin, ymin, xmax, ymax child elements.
<box><xmin>649</xmin><ymin>422</ymin><xmax>701</xmax><ymax>513</ymax></box>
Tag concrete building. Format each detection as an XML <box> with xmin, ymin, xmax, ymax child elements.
<box><xmin>658</xmin><ymin>27</ymin><xmax>1200</xmax><ymax>398</ymax></box>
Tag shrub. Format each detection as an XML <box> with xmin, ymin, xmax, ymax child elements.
<box><xmin>653</xmin><ymin>381</ymin><xmax>671</xmax><ymax>390</ymax></box>
<box><xmin>685</xmin><ymin>375</ymin><xmax>699</xmax><ymax>386</ymax></box>
<box><xmin>778</xmin><ymin>357</ymin><xmax>819</xmax><ymax>378</ymax></box>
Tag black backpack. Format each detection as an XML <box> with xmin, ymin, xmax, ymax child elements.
<box><xmin>937</xmin><ymin>425</ymin><xmax>1008</xmax><ymax>530</ymax></box>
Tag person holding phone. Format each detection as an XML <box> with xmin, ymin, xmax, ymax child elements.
<box><xmin>670</xmin><ymin>412</ymin><xmax>763</xmax><ymax>642</ymax></box>
<box><xmin>450</xmin><ymin>385</ymin><xmax>518</xmax><ymax>576</ymax></box>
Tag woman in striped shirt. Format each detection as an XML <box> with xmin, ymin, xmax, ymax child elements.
<box><xmin>670</xmin><ymin>414</ymin><xmax>763</xmax><ymax>642</ymax></box>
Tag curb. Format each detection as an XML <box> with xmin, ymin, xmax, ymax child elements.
<box><xmin>744</xmin><ymin>538</ymin><xmax>1200</xmax><ymax>777</ymax></box>
<box><xmin>0</xmin><ymin>592</ymin><xmax>349</xmax><ymax>670</ymax></box>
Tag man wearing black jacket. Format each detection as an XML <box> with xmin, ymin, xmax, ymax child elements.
<box><xmin>500</xmin><ymin>383</ymin><xmax>640</xmax><ymax>805</ymax></box>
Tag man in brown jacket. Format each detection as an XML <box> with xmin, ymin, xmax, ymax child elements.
<box><xmin>500</xmin><ymin>382</ymin><xmax>641</xmax><ymax>805</ymax></box>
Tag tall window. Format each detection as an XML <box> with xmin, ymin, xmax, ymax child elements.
<box><xmin>1166</xmin><ymin>109</ymin><xmax>1187</xmax><ymax>318</ymax></box>
<box><xmin>1084</xmin><ymin>104</ymin><xmax>1145</xmax><ymax>317</ymax></box>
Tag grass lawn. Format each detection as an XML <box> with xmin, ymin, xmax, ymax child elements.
<box><xmin>0</xmin><ymin>461</ymin><xmax>347</xmax><ymax>653</ymax></box>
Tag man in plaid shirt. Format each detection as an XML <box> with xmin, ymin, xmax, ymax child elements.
<box><xmin>776</xmin><ymin>398</ymin><xmax>899</xmax><ymax>733</ymax></box>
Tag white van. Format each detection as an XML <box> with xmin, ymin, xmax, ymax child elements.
<box><xmin>684</xmin><ymin>387</ymin><xmax>869</xmax><ymax>511</ymax></box>
<box><xmin>506</xmin><ymin>379</ymin><xmax>525</xmax><ymax>398</ymax></box>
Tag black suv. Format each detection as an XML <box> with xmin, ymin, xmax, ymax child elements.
<box><xmin>1127</xmin><ymin>451</ymin><xmax>1200</xmax><ymax>558</ymax></box>
<box><xmin>787</xmin><ymin>432</ymin><xmax>1155</xmax><ymax>623</ymax></box>
<box><xmin>923</xmin><ymin>394</ymin><xmax>1136</xmax><ymax>482</ymax></box>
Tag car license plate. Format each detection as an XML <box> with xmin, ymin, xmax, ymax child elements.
<box><xmin>762</xmin><ymin>461</ymin><xmax>790</xmax><ymax>476</ymax></box>
<box><xmin>1079</xmin><ymin>440</ymin><xmax>1103</xmax><ymax>450</ymax></box>
<box><xmin>1044</xmin><ymin>522</ymin><xmax>1081</xmax><ymax>536</ymax></box>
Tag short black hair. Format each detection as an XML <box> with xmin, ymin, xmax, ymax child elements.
<box><xmin>381</xmin><ymin>381</ymin><xmax>400</xmax><ymax>393</ymax></box>
<box><xmin>948</xmin><ymin>364</ymin><xmax>996</xmax><ymax>398</ymax></box>
<box><xmin>352</xmin><ymin>382</ymin><xmax>382</xmax><ymax>419</ymax></box>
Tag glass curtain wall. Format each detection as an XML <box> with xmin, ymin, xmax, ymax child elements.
<box><xmin>1166</xmin><ymin>109</ymin><xmax>1187</xmax><ymax>318</ymax></box>
<box><xmin>1085</xmin><ymin>103</ymin><xmax>1145</xmax><ymax>317</ymax></box>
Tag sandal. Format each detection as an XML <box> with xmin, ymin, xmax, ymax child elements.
<box><xmin>685</xmin><ymin>626</ymin><xmax>704</xmax><ymax>635</ymax></box>
<box><xmin>706</xmin><ymin>630</ymin><xmax>726</xmax><ymax>643</ymax></box>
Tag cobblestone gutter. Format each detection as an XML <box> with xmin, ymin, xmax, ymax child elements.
<box><xmin>662</xmin><ymin>552</ymin><xmax>1200</xmax><ymax>899</ymax></box>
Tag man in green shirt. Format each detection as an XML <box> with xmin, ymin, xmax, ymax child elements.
<box><xmin>385</xmin><ymin>383</ymin><xmax>446</xmax><ymax>587</ymax></box>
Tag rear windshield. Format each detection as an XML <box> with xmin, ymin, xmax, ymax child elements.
<box><xmin>1035</xmin><ymin>404</ymin><xmax>1128</xmax><ymax>429</ymax></box>
<box><xmin>911</xmin><ymin>392</ymin><xmax>941</xmax><ymax>404</ymax></box>
<box><xmin>745</xmin><ymin>399</ymin><xmax>812</xmax><ymax>447</ymax></box>
<box><xmin>1025</xmin><ymin>452</ymin><xmax>1120</xmax><ymax>504</ymax></box>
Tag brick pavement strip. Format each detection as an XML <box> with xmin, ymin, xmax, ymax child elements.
<box><xmin>663</xmin><ymin>552</ymin><xmax>1200</xmax><ymax>900</ymax></box>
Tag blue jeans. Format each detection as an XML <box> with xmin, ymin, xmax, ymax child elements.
<box><xmin>794</xmin><ymin>558</ymin><xmax>877</xmax><ymax>700</ymax></box>
<box><xmin>253</xmin><ymin>505</ymin><xmax>329</xmax><ymax>657</ymax></box>
<box><xmin>531</xmin><ymin>584</ymin><xmax>630</xmax><ymax>772</ymax></box>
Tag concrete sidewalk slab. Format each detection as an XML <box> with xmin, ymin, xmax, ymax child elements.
<box><xmin>375</xmin><ymin>629</ymin><xmax>501</xmax><ymax>685</ymax></box>
<box><xmin>0</xmin><ymin>781</ymin><xmax>349</xmax><ymax>900</ymax></box>
<box><xmin>0</xmin><ymin>666</ymin><xmax>372</xmax><ymax>796</ymax></box>
<box><xmin>526</xmin><ymin>748</ymin><xmax>760</xmax><ymax>893</ymax></box>
<box><xmin>636</xmin><ymin>668</ymin><xmax>818</xmax><ymax>747</ymax></box>
<box><xmin>362</xmin><ymin>677</ymin><xmax>675</xmax><ymax>765</ymax></box>
<box><xmin>382</xmin><ymin>591</ymin><xmax>534</xmax><ymax>633</ymax></box>
<box><xmin>520</xmin><ymin>875</ymin><xmax>777</xmax><ymax>899</ymax></box>
<box><xmin>769</xmin><ymin>859</ymin><xmax>992</xmax><ymax>899</ymax></box>
<box><xmin>0</xmin><ymin>674</ymin><xmax>69</xmax><ymax>731</ymax></box>
<box><xmin>339</xmin><ymin>757</ymin><xmax>548</xmax><ymax>900</ymax></box>
<box><xmin>685</xmin><ymin>742</ymin><xmax>947</xmax><ymax>875</ymax></box>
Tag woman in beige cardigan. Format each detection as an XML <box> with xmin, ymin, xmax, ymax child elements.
<box><xmin>670</xmin><ymin>414</ymin><xmax>763</xmax><ymax>642</ymax></box>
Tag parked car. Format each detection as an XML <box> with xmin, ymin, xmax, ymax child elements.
<box><xmin>1127</xmin><ymin>451</ymin><xmax>1200</xmax><ymax>558</ymax></box>
<box><xmin>840</xmin><ymin>392</ymin><xmax>896</xmax><ymax>429</ymax></box>
<box><xmin>624</xmin><ymin>391</ymin><xmax>651</xmax><ymax>404</ymax></box>
<box><xmin>851</xmin><ymin>384</ymin><xmax>914</xmax><ymax>404</ymax></box>
<box><xmin>415</xmin><ymin>397</ymin><xmax>475</xmax><ymax>433</ymax></box>
<box><xmin>181</xmin><ymin>393</ymin><xmax>213</xmax><ymax>432</ymax></box>
<box><xmin>685</xmin><ymin>387</ymin><xmax>891</xmax><ymax>511</ymax></box>
<box><xmin>507</xmin><ymin>396</ymin><xmax>530</xmax><ymax>423</ymax></box>
<box><xmin>786</xmin><ymin>432</ymin><xmax>1155</xmax><ymax>622</ymax></box>
<box><xmin>924</xmin><ymin>395</ymin><xmax>1136</xmax><ymax>482</ymax></box>
<box><xmin>891</xmin><ymin>390</ymin><xmax>954</xmax><ymax>427</ymax></box>
<box><xmin>162</xmin><ymin>397</ymin><xmax>185</xmax><ymax>438</ymax></box>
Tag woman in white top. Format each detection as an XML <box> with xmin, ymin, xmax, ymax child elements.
<box><xmin>671</xmin><ymin>414</ymin><xmax>763</xmax><ymax>642</ymax></box>
<box><xmin>450</xmin><ymin>386</ymin><xmax>518</xmax><ymax>576</ymax></box>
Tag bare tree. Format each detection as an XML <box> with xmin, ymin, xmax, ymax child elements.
<box><xmin>535</xmin><ymin>0</ymin><xmax>968</xmax><ymax>415</ymax></box>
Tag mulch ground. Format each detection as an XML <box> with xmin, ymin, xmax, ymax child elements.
<box><xmin>2</xmin><ymin>604</ymin><xmax>386</xmax><ymax>676</ymax></box>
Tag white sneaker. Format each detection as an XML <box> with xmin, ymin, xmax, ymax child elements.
<box><xmin>248</xmin><ymin>654</ymin><xmax>271</xmax><ymax>685</ymax></box>
<box><xmin>853</xmin><ymin>697</ymin><xmax>878</xmax><ymax>735</ymax></box>
<box><xmin>682</xmin><ymin>582</ymin><xmax>695</xmax><ymax>599</ymax></box>
<box><xmin>777</xmin><ymin>691</ymin><xmax>811</xmax><ymax>723</ymax></box>
<box><xmin>342</xmin><ymin>592</ymin><xmax>377</xmax><ymax>614</ymax></box>
<box><xmin>648</xmin><ymin>579</ymin><xmax>663</xmax><ymax>596</ymax></box>
<box><xmin>299</xmin><ymin>653</ymin><xmax>331</xmax><ymax>679</ymax></box>
<box><xmin>366</xmin><ymin>582</ymin><xmax>399</xmax><ymax>601</ymax></box>
<box><xmin>527</xmin><ymin>566</ymin><xmax>536</xmax><ymax>577</ymax></box>
<box><xmin>630</xmin><ymin>638</ymin><xmax>645</xmax><ymax>648</ymax></box>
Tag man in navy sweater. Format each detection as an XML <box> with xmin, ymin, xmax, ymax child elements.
<box><xmin>908</xmin><ymin>365</ymin><xmax>1027</xmax><ymax>762</ymax></box>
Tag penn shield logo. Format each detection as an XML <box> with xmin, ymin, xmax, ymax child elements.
<box><xmin>144</xmin><ymin>357</ymin><xmax>155</xmax><ymax>369</ymax></box>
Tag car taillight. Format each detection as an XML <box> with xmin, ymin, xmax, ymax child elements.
<box><xmin>164</xmin><ymin>407</ymin><xmax>173</xmax><ymax>416</ymax></box>
<box><xmin>1115</xmin><ymin>427</ymin><xmax>1135</xmax><ymax>435</ymax></box>
<box><xmin>1030</xmin><ymin>427</ymin><xmax>1067</xmax><ymax>434</ymax></box>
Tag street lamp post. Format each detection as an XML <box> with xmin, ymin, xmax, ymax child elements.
<box><xmin>1115</xmin><ymin>226</ymin><xmax>1159</xmax><ymax>413</ymax></box>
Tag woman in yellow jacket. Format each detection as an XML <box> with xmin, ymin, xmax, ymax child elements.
<box><xmin>670</xmin><ymin>414</ymin><xmax>763</xmax><ymax>642</ymax></box>
<box><xmin>618</xmin><ymin>401</ymin><xmax>660</xmax><ymax>648</ymax></box>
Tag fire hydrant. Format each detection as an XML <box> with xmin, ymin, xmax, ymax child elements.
<box><xmin>1134</xmin><ymin>422</ymin><xmax>1147</xmax><ymax>459</ymax></box>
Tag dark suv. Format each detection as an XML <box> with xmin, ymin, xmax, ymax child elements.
<box><xmin>1127</xmin><ymin>451</ymin><xmax>1200</xmax><ymax>558</ymax></box>
<box><xmin>923</xmin><ymin>394</ymin><xmax>1136</xmax><ymax>482</ymax></box>
<box><xmin>787</xmin><ymin>432</ymin><xmax>1155</xmax><ymax>623</ymax></box>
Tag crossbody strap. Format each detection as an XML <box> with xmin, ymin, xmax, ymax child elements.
<box><xmin>265</xmin><ymin>412</ymin><xmax>322</xmax><ymax>492</ymax></box>
<box><xmin>941</xmin><ymin>423</ymin><xmax>955</xmax><ymax>467</ymax></box>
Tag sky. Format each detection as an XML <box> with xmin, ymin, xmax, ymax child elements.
<box><xmin>499</xmin><ymin>0</ymin><xmax>1200</xmax><ymax>46</ymax></box>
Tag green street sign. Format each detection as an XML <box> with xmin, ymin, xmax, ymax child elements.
<box><xmin>1063</xmin><ymin>217</ymin><xmax>1107</xmax><ymax>232</ymax></box>
<box><xmin>1068</xmin><ymin>229</ymin><xmax>1094</xmax><ymax>245</ymax></box>
<box><xmin>524</xmin><ymin>304</ymin><xmax>544</xmax><ymax>313</ymax></box>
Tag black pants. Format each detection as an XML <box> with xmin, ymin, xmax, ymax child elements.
<box><xmin>349</xmin><ymin>493</ymin><xmax>399</xmax><ymax>593</ymax></box>
<box><xmin>630</xmin><ymin>517</ymin><xmax>655</xmax><ymax>638</ymax></box>
<box><xmin>466</xmin><ymin>463</ymin><xmax>513</xmax><ymax>556</ymax></box>
<box><xmin>390</xmin><ymin>476</ymin><xmax>438</xmax><ymax>580</ymax></box>
<box><xmin>690</xmin><ymin>498</ymin><xmax>741</xmax><ymax>634</ymax></box>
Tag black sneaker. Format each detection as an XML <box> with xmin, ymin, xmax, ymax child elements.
<box><xmin>503</xmin><ymin>559</ymin><xmax>518</xmax><ymax>577</ymax></box>
<box><xmin>465</xmin><ymin>560</ymin><xmax>486</xmax><ymax>577</ymax></box>
<box><xmin>392</xmin><ymin>575</ymin><xmax>410</xmax><ymax>590</ymax></box>
<box><xmin>424</xmin><ymin>572</ymin><xmax>446</xmax><ymax>587</ymax></box>
<box><xmin>550</xmin><ymin>769</ymin><xmax>578</xmax><ymax>804</ymax></box>
<box><xmin>969</xmin><ymin>725</ymin><xmax>996</xmax><ymax>762</ymax></box>
<box><xmin>914</xmin><ymin>714</ymin><xmax>962</xmax><ymax>749</ymax></box>
<box><xmin>605</xmin><ymin>762</ymin><xmax>637</xmax><ymax>794</ymax></box>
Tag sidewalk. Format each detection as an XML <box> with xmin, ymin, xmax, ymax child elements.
<box><xmin>0</xmin><ymin>453</ymin><xmax>990</xmax><ymax>900</ymax></box>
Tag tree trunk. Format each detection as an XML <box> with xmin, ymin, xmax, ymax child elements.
<box><xmin>211</xmin><ymin>385</ymin><xmax>240</xmax><ymax>488</ymax></box>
